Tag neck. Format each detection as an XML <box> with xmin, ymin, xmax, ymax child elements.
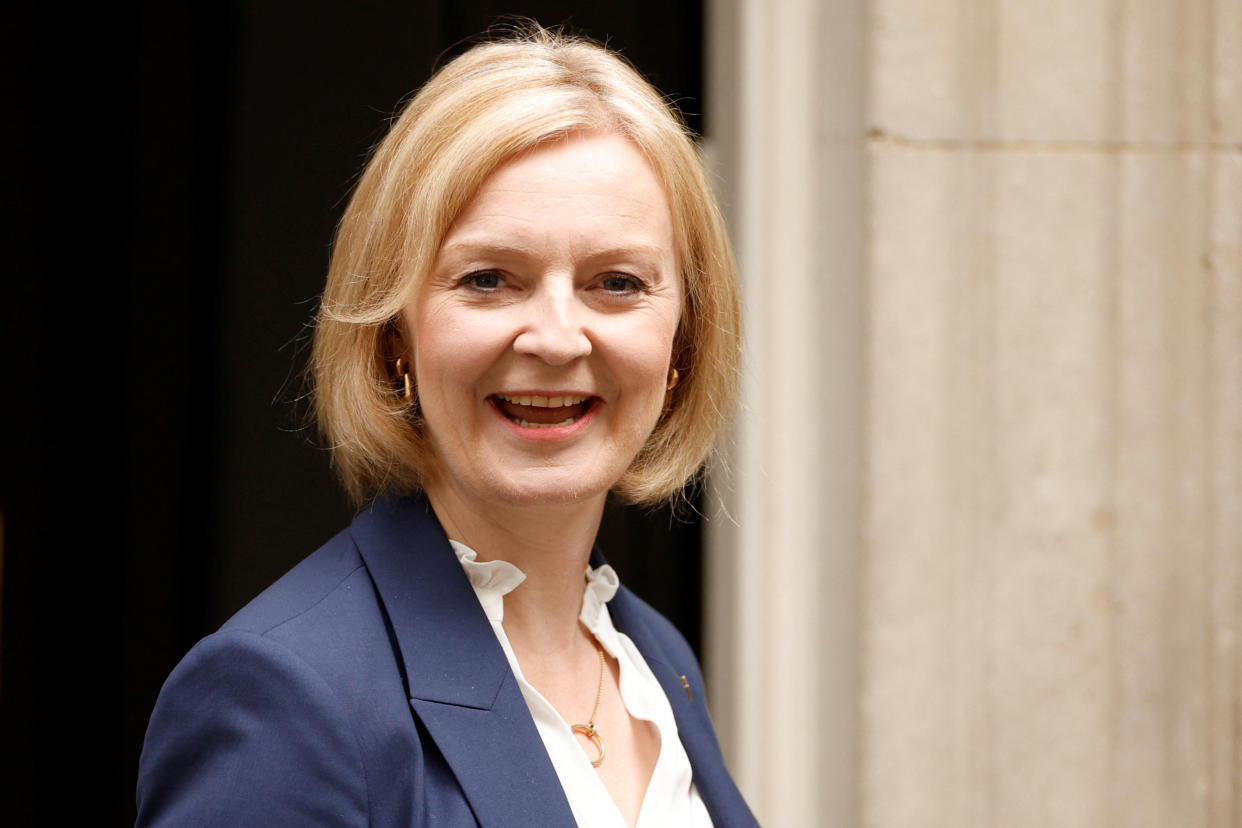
<box><xmin>425</xmin><ymin>478</ymin><xmax>606</xmax><ymax>654</ymax></box>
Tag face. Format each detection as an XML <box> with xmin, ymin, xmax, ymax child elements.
<box><xmin>405</xmin><ymin>132</ymin><xmax>681</xmax><ymax>511</ymax></box>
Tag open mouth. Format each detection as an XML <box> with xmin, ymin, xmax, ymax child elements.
<box><xmin>491</xmin><ymin>393</ymin><xmax>597</xmax><ymax>429</ymax></box>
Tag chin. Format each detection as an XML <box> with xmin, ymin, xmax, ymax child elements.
<box><xmin>474</xmin><ymin>463</ymin><xmax>625</xmax><ymax>509</ymax></box>
<box><xmin>494</xmin><ymin>477</ymin><xmax>607</xmax><ymax>508</ymax></box>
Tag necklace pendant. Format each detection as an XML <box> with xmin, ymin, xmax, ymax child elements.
<box><xmin>572</xmin><ymin>722</ymin><xmax>606</xmax><ymax>767</ymax></box>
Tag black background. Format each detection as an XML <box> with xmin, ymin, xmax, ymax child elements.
<box><xmin>0</xmin><ymin>2</ymin><xmax>704</xmax><ymax>823</ymax></box>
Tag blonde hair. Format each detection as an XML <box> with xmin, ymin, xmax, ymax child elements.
<box><xmin>312</xmin><ymin>26</ymin><xmax>740</xmax><ymax>507</ymax></box>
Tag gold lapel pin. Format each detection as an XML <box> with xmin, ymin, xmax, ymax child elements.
<box><xmin>680</xmin><ymin>675</ymin><xmax>692</xmax><ymax>701</ymax></box>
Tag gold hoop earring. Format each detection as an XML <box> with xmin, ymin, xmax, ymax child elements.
<box><xmin>394</xmin><ymin>357</ymin><xmax>413</xmax><ymax>401</ymax></box>
<box><xmin>666</xmin><ymin>367</ymin><xmax>680</xmax><ymax>392</ymax></box>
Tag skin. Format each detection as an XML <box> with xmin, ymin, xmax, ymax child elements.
<box><xmin>403</xmin><ymin>131</ymin><xmax>681</xmax><ymax>824</ymax></box>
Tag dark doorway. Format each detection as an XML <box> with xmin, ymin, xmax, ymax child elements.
<box><xmin>1</xmin><ymin>3</ymin><xmax>704</xmax><ymax>824</ymax></box>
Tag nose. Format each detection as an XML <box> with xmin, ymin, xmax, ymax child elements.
<box><xmin>512</xmin><ymin>279</ymin><xmax>592</xmax><ymax>366</ymax></box>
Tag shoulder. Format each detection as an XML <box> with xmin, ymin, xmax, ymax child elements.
<box><xmin>209</xmin><ymin>527</ymin><xmax>405</xmax><ymax>697</ymax></box>
<box><xmin>609</xmin><ymin>583</ymin><xmax>705</xmax><ymax>687</ymax></box>
<box><xmin>137</xmin><ymin>524</ymin><xmax>424</xmax><ymax>826</ymax></box>
<box><xmin>221</xmin><ymin>526</ymin><xmax>366</xmax><ymax>635</ymax></box>
<box><xmin>218</xmin><ymin>525</ymin><xmax>410</xmax><ymax>707</ymax></box>
<box><xmin>137</xmin><ymin>626</ymin><xmax>371</xmax><ymax>825</ymax></box>
<box><xmin>616</xmin><ymin>585</ymin><xmax>696</xmax><ymax>653</ymax></box>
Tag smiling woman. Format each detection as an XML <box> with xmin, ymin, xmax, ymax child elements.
<box><xmin>410</xmin><ymin>133</ymin><xmax>681</xmax><ymax>512</ymax></box>
<box><xmin>312</xmin><ymin>31</ymin><xmax>740</xmax><ymax>510</ymax></box>
<box><xmin>136</xmin><ymin>25</ymin><xmax>753</xmax><ymax>828</ymax></box>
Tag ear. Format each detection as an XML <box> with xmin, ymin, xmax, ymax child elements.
<box><xmin>383</xmin><ymin>319</ymin><xmax>411</xmax><ymax>363</ymax></box>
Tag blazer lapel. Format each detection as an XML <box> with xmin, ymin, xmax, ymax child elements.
<box><xmin>350</xmin><ymin>494</ymin><xmax>577</xmax><ymax>827</ymax></box>
<box><xmin>603</xmin><ymin>560</ymin><xmax>757</xmax><ymax>828</ymax></box>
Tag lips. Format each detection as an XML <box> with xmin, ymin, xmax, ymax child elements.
<box><xmin>492</xmin><ymin>393</ymin><xmax>595</xmax><ymax>429</ymax></box>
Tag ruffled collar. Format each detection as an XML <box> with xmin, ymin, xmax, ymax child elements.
<box><xmin>449</xmin><ymin>541</ymin><xmax>620</xmax><ymax>629</ymax></box>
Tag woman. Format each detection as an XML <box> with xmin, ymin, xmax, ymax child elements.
<box><xmin>137</xmin><ymin>27</ymin><xmax>753</xmax><ymax>827</ymax></box>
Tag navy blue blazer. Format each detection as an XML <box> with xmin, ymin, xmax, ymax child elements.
<box><xmin>136</xmin><ymin>493</ymin><xmax>757</xmax><ymax>826</ymax></box>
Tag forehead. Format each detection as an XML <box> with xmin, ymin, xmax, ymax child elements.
<box><xmin>476</xmin><ymin>132</ymin><xmax>662</xmax><ymax>196</ymax></box>
<box><xmin>440</xmin><ymin>132</ymin><xmax>676</xmax><ymax>258</ymax></box>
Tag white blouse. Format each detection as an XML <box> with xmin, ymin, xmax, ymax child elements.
<box><xmin>450</xmin><ymin>541</ymin><xmax>714</xmax><ymax>828</ymax></box>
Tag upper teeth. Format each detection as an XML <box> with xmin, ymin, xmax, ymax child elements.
<box><xmin>497</xmin><ymin>394</ymin><xmax>587</xmax><ymax>407</ymax></box>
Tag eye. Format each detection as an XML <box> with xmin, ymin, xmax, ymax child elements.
<box><xmin>599</xmin><ymin>274</ymin><xmax>644</xmax><ymax>294</ymax></box>
<box><xmin>461</xmin><ymin>270</ymin><xmax>503</xmax><ymax>291</ymax></box>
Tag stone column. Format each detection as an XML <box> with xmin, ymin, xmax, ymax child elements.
<box><xmin>704</xmin><ymin>1</ymin><xmax>1242</xmax><ymax>825</ymax></box>
<box><xmin>704</xmin><ymin>0</ymin><xmax>866</xmax><ymax>824</ymax></box>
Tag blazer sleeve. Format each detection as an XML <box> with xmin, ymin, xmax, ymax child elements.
<box><xmin>136</xmin><ymin>629</ymin><xmax>370</xmax><ymax>827</ymax></box>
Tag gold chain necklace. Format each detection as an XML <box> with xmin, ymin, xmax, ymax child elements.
<box><xmin>571</xmin><ymin>643</ymin><xmax>607</xmax><ymax>767</ymax></box>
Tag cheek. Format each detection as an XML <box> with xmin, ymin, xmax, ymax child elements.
<box><xmin>408</xmin><ymin>305</ymin><xmax>504</xmax><ymax>394</ymax></box>
<box><xmin>611</xmin><ymin>313</ymin><xmax>679</xmax><ymax>398</ymax></box>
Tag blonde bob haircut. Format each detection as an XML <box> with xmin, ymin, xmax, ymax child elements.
<box><xmin>312</xmin><ymin>26</ymin><xmax>741</xmax><ymax>507</ymax></box>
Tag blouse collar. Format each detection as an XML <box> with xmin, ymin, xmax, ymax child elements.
<box><xmin>448</xmin><ymin>540</ymin><xmax>620</xmax><ymax>628</ymax></box>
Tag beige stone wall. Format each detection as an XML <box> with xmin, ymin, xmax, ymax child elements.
<box><xmin>706</xmin><ymin>0</ymin><xmax>1241</xmax><ymax>825</ymax></box>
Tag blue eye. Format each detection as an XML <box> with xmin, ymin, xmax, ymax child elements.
<box><xmin>463</xmin><ymin>271</ymin><xmax>502</xmax><ymax>290</ymax></box>
<box><xmin>600</xmin><ymin>274</ymin><xmax>642</xmax><ymax>293</ymax></box>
